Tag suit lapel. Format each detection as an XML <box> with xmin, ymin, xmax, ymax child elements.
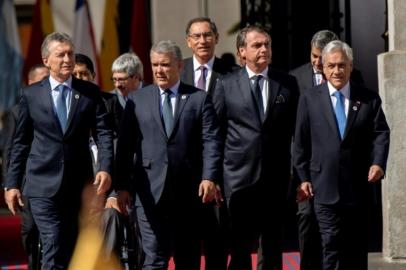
<box><xmin>343</xmin><ymin>85</ymin><xmax>361</xmax><ymax>139</ymax></box>
<box><xmin>207</xmin><ymin>58</ymin><xmax>222</xmax><ymax>94</ymax></box>
<box><xmin>305</xmin><ymin>63</ymin><xmax>315</xmax><ymax>89</ymax></box>
<box><xmin>41</xmin><ymin>79</ymin><xmax>64</xmax><ymax>135</ymax></box>
<box><xmin>319</xmin><ymin>84</ymin><xmax>339</xmax><ymax>136</ymax></box>
<box><xmin>181</xmin><ymin>58</ymin><xmax>195</xmax><ymax>86</ymax></box>
<box><xmin>65</xmin><ymin>86</ymin><xmax>80</xmax><ymax>135</ymax></box>
<box><xmin>264</xmin><ymin>70</ymin><xmax>280</xmax><ymax>122</ymax></box>
<box><xmin>238</xmin><ymin>69</ymin><xmax>262</xmax><ymax>126</ymax></box>
<box><xmin>151</xmin><ymin>86</ymin><xmax>167</xmax><ymax>137</ymax></box>
<box><xmin>172</xmin><ymin>83</ymin><xmax>190</xmax><ymax>137</ymax></box>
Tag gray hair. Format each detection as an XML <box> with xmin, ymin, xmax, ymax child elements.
<box><xmin>150</xmin><ymin>40</ymin><xmax>183</xmax><ymax>62</ymax></box>
<box><xmin>311</xmin><ymin>30</ymin><xmax>338</xmax><ymax>50</ymax></box>
<box><xmin>41</xmin><ymin>32</ymin><xmax>74</xmax><ymax>58</ymax></box>
<box><xmin>111</xmin><ymin>53</ymin><xmax>144</xmax><ymax>80</ymax></box>
<box><xmin>322</xmin><ymin>40</ymin><xmax>353</xmax><ymax>64</ymax></box>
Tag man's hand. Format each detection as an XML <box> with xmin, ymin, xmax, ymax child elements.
<box><xmin>368</xmin><ymin>165</ymin><xmax>384</xmax><ymax>182</ymax></box>
<box><xmin>93</xmin><ymin>171</ymin><xmax>112</xmax><ymax>195</ymax></box>
<box><xmin>117</xmin><ymin>190</ymin><xmax>132</xmax><ymax>216</ymax></box>
<box><xmin>296</xmin><ymin>181</ymin><xmax>313</xmax><ymax>202</ymax></box>
<box><xmin>214</xmin><ymin>184</ymin><xmax>224</xmax><ymax>207</ymax></box>
<box><xmin>105</xmin><ymin>197</ymin><xmax>121</xmax><ymax>211</ymax></box>
<box><xmin>198</xmin><ymin>180</ymin><xmax>216</xmax><ymax>203</ymax></box>
<box><xmin>5</xmin><ymin>188</ymin><xmax>24</xmax><ymax>215</ymax></box>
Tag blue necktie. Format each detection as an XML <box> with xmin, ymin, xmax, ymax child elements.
<box><xmin>56</xmin><ymin>84</ymin><xmax>68</xmax><ymax>132</ymax></box>
<box><xmin>252</xmin><ymin>75</ymin><xmax>264</xmax><ymax>122</ymax></box>
<box><xmin>333</xmin><ymin>91</ymin><xmax>346</xmax><ymax>139</ymax></box>
<box><xmin>162</xmin><ymin>89</ymin><xmax>174</xmax><ymax>137</ymax></box>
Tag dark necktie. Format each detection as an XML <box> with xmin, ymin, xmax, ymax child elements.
<box><xmin>56</xmin><ymin>84</ymin><xmax>68</xmax><ymax>132</ymax></box>
<box><xmin>197</xmin><ymin>66</ymin><xmax>207</xmax><ymax>90</ymax></box>
<box><xmin>162</xmin><ymin>89</ymin><xmax>174</xmax><ymax>136</ymax></box>
<box><xmin>252</xmin><ymin>75</ymin><xmax>265</xmax><ymax>121</ymax></box>
<box><xmin>333</xmin><ymin>91</ymin><xmax>346</xmax><ymax>139</ymax></box>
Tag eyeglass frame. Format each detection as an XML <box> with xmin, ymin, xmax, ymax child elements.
<box><xmin>188</xmin><ymin>31</ymin><xmax>216</xmax><ymax>41</ymax></box>
<box><xmin>111</xmin><ymin>74</ymin><xmax>136</xmax><ymax>84</ymax></box>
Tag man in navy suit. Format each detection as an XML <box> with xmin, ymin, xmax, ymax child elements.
<box><xmin>290</xmin><ymin>30</ymin><xmax>365</xmax><ymax>270</ymax></box>
<box><xmin>293</xmin><ymin>40</ymin><xmax>390</xmax><ymax>270</ymax></box>
<box><xmin>115</xmin><ymin>40</ymin><xmax>222</xmax><ymax>270</ymax></box>
<box><xmin>212</xmin><ymin>25</ymin><xmax>299</xmax><ymax>270</ymax></box>
<box><xmin>4</xmin><ymin>32</ymin><xmax>113</xmax><ymax>270</ymax></box>
<box><xmin>181</xmin><ymin>17</ymin><xmax>237</xmax><ymax>270</ymax></box>
<box><xmin>181</xmin><ymin>17</ymin><xmax>238</xmax><ymax>94</ymax></box>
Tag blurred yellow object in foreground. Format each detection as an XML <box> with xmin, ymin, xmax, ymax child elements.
<box><xmin>69</xmin><ymin>184</ymin><xmax>123</xmax><ymax>270</ymax></box>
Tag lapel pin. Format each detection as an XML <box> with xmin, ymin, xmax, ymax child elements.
<box><xmin>276</xmin><ymin>95</ymin><xmax>285</xmax><ymax>104</ymax></box>
<box><xmin>75</xmin><ymin>94</ymin><xmax>80</xmax><ymax>99</ymax></box>
<box><xmin>181</xmin><ymin>95</ymin><xmax>187</xmax><ymax>100</ymax></box>
<box><xmin>353</xmin><ymin>101</ymin><xmax>361</xmax><ymax>111</ymax></box>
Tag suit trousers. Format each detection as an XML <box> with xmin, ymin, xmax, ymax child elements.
<box><xmin>198</xmin><ymin>202</ymin><xmax>229</xmax><ymax>270</ymax></box>
<box><xmin>297</xmin><ymin>199</ymin><xmax>322</xmax><ymax>270</ymax></box>
<box><xmin>21</xmin><ymin>197</ymin><xmax>40</xmax><ymax>270</ymax></box>
<box><xmin>135</xmin><ymin>192</ymin><xmax>201</xmax><ymax>270</ymax></box>
<box><xmin>227</xmin><ymin>182</ymin><xmax>283</xmax><ymax>270</ymax></box>
<box><xmin>29</xmin><ymin>195</ymin><xmax>80</xmax><ymax>270</ymax></box>
<box><xmin>314</xmin><ymin>203</ymin><xmax>367</xmax><ymax>270</ymax></box>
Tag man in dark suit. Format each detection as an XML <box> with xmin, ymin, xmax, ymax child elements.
<box><xmin>290</xmin><ymin>30</ymin><xmax>364</xmax><ymax>94</ymax></box>
<box><xmin>181</xmin><ymin>17</ymin><xmax>236</xmax><ymax>270</ymax></box>
<box><xmin>2</xmin><ymin>64</ymin><xmax>49</xmax><ymax>270</ymax></box>
<box><xmin>212</xmin><ymin>25</ymin><xmax>299</xmax><ymax>270</ymax></box>
<box><xmin>4</xmin><ymin>32</ymin><xmax>113</xmax><ymax>270</ymax></box>
<box><xmin>181</xmin><ymin>17</ymin><xmax>238</xmax><ymax>94</ymax></box>
<box><xmin>115</xmin><ymin>40</ymin><xmax>222</xmax><ymax>270</ymax></box>
<box><xmin>293</xmin><ymin>40</ymin><xmax>390</xmax><ymax>270</ymax></box>
<box><xmin>289</xmin><ymin>30</ymin><xmax>365</xmax><ymax>270</ymax></box>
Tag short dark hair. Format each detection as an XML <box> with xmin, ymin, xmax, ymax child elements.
<box><xmin>28</xmin><ymin>63</ymin><xmax>48</xmax><ymax>81</ymax></box>
<box><xmin>311</xmin><ymin>30</ymin><xmax>339</xmax><ymax>50</ymax></box>
<box><xmin>185</xmin><ymin>17</ymin><xmax>218</xmax><ymax>36</ymax></box>
<box><xmin>236</xmin><ymin>25</ymin><xmax>270</xmax><ymax>50</ymax></box>
<box><xmin>75</xmin><ymin>53</ymin><xmax>95</xmax><ymax>74</ymax></box>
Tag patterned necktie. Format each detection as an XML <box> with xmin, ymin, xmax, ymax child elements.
<box><xmin>333</xmin><ymin>91</ymin><xmax>346</xmax><ymax>139</ymax></box>
<box><xmin>162</xmin><ymin>89</ymin><xmax>174</xmax><ymax>137</ymax></box>
<box><xmin>56</xmin><ymin>84</ymin><xmax>68</xmax><ymax>132</ymax></box>
<box><xmin>252</xmin><ymin>75</ymin><xmax>265</xmax><ymax>121</ymax></box>
<box><xmin>197</xmin><ymin>66</ymin><xmax>207</xmax><ymax>90</ymax></box>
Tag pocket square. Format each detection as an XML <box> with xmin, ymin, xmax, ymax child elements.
<box><xmin>275</xmin><ymin>94</ymin><xmax>286</xmax><ymax>104</ymax></box>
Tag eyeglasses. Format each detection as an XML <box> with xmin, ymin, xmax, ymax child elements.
<box><xmin>188</xmin><ymin>32</ymin><xmax>215</xmax><ymax>41</ymax></box>
<box><xmin>111</xmin><ymin>75</ymin><xmax>134</xmax><ymax>84</ymax></box>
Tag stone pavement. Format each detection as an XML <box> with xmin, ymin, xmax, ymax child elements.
<box><xmin>369</xmin><ymin>253</ymin><xmax>406</xmax><ymax>270</ymax></box>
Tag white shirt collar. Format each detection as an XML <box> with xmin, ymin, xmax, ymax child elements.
<box><xmin>327</xmin><ymin>81</ymin><xmax>350</xmax><ymax>99</ymax></box>
<box><xmin>49</xmin><ymin>75</ymin><xmax>72</xmax><ymax>90</ymax></box>
<box><xmin>159</xmin><ymin>80</ymin><xmax>180</xmax><ymax>96</ymax></box>
<box><xmin>193</xmin><ymin>55</ymin><xmax>215</xmax><ymax>71</ymax></box>
<box><xmin>245</xmin><ymin>65</ymin><xmax>268</xmax><ymax>79</ymax></box>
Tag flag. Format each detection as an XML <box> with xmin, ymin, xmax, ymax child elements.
<box><xmin>73</xmin><ymin>0</ymin><xmax>101</xmax><ymax>85</ymax></box>
<box><xmin>130</xmin><ymin>0</ymin><xmax>152</xmax><ymax>84</ymax></box>
<box><xmin>99</xmin><ymin>0</ymin><xmax>120</xmax><ymax>91</ymax></box>
<box><xmin>0</xmin><ymin>0</ymin><xmax>24</xmax><ymax>112</ymax></box>
<box><xmin>22</xmin><ymin>0</ymin><xmax>54</xmax><ymax>85</ymax></box>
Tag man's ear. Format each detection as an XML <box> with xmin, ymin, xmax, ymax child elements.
<box><xmin>42</xmin><ymin>58</ymin><xmax>49</xmax><ymax>67</ymax></box>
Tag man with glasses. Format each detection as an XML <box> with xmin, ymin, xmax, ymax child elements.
<box><xmin>181</xmin><ymin>17</ymin><xmax>237</xmax><ymax>95</ymax></box>
<box><xmin>110</xmin><ymin>53</ymin><xmax>144</xmax><ymax>108</ymax></box>
<box><xmin>180</xmin><ymin>17</ymin><xmax>238</xmax><ymax>270</ymax></box>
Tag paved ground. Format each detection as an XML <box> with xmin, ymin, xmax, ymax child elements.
<box><xmin>369</xmin><ymin>253</ymin><xmax>406</xmax><ymax>270</ymax></box>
